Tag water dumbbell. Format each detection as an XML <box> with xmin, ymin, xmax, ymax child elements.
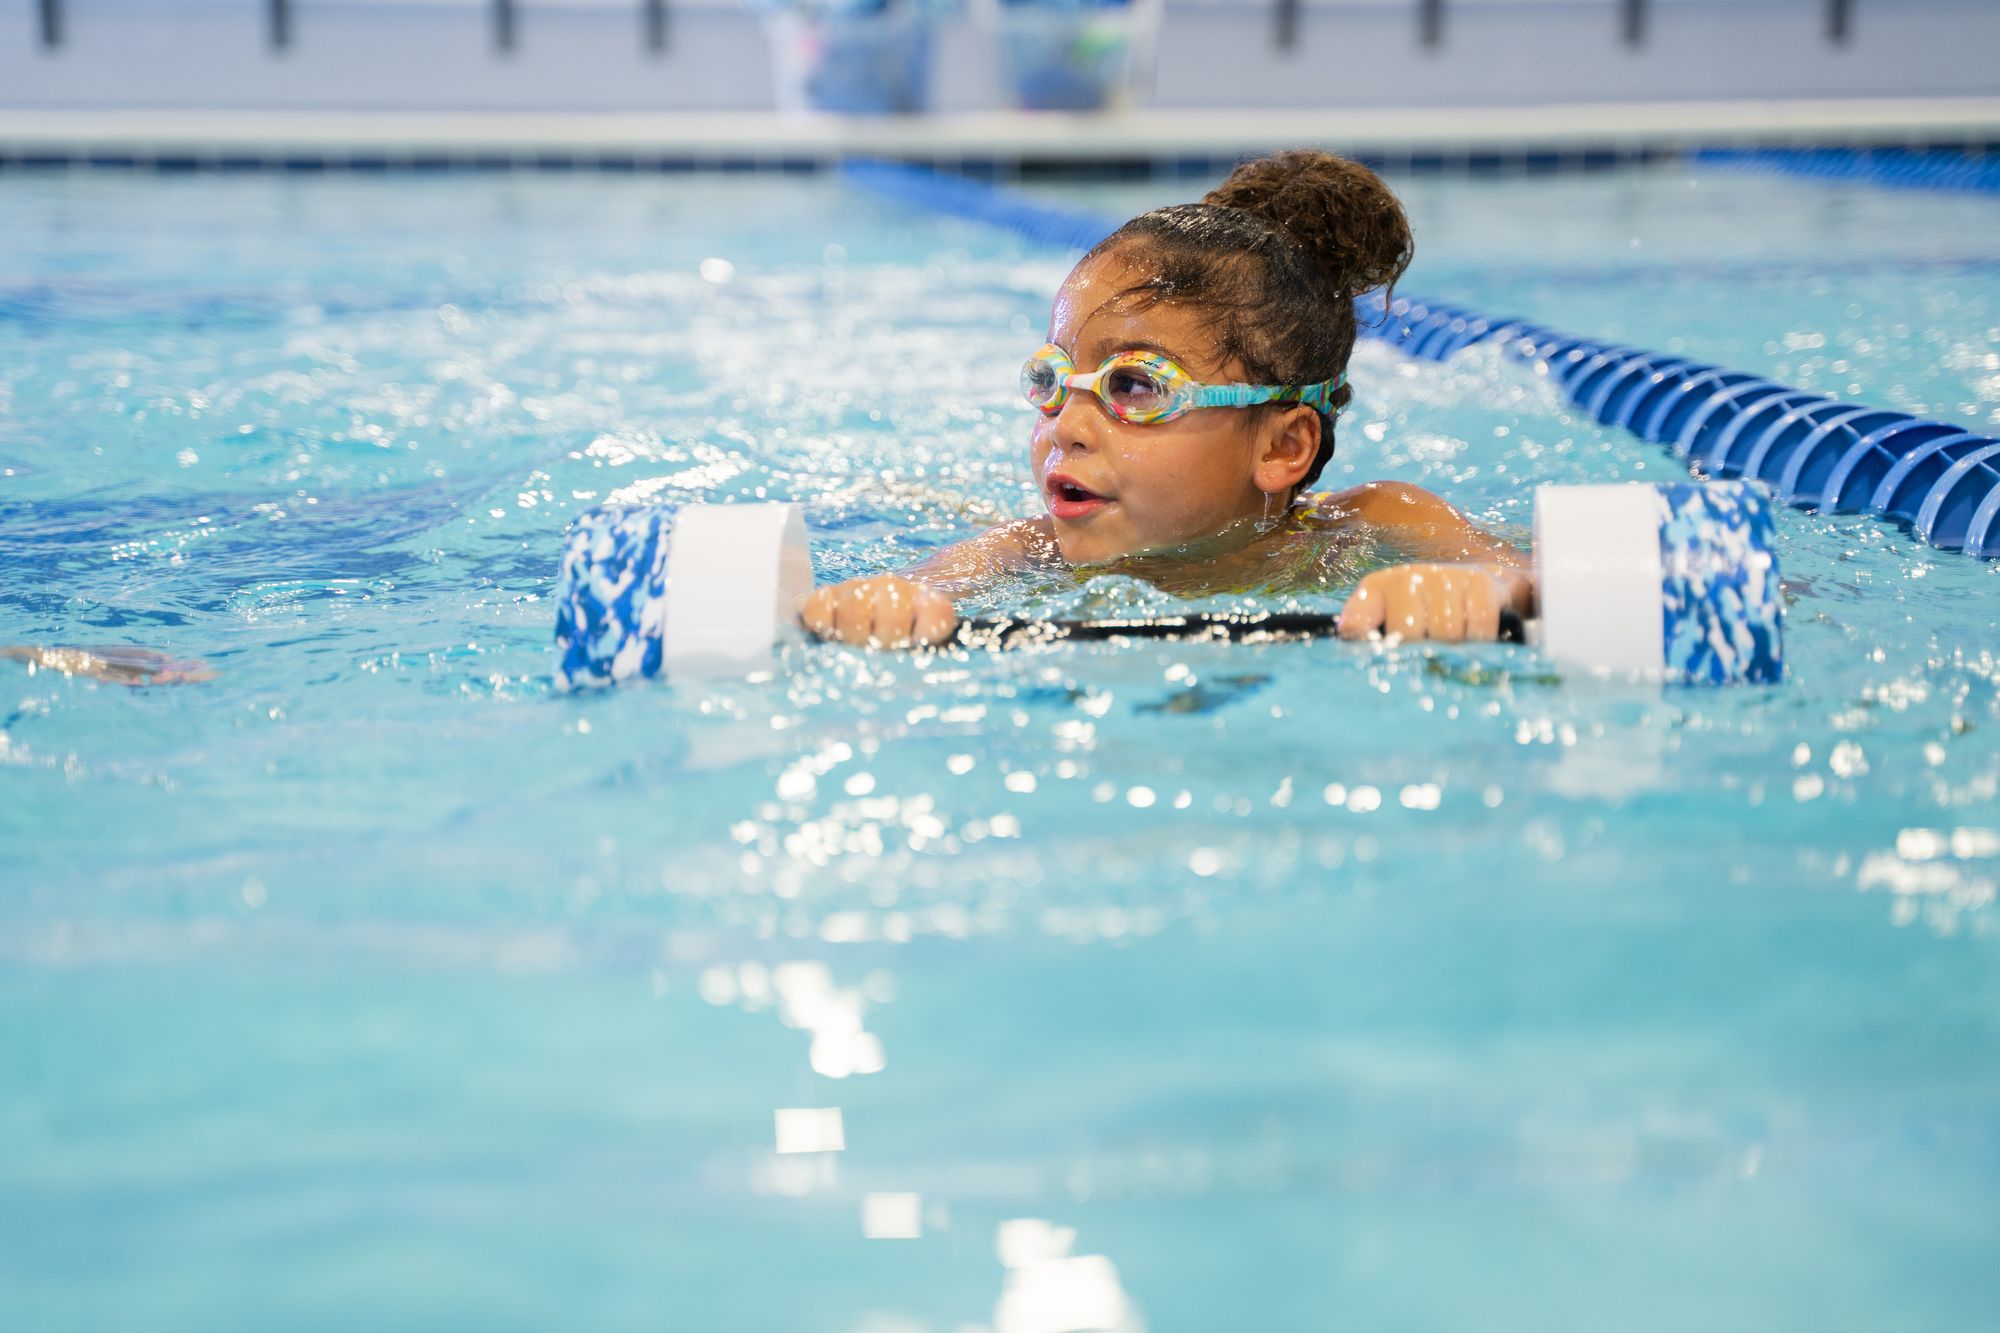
<box><xmin>553</xmin><ymin>481</ymin><xmax>1782</xmax><ymax>690</ymax></box>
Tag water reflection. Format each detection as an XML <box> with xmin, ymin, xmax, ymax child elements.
<box><xmin>702</xmin><ymin>960</ymin><xmax>892</xmax><ymax>1078</ymax></box>
<box><xmin>1855</xmin><ymin>826</ymin><xmax>1999</xmax><ymax>933</ymax></box>
<box><xmin>759</xmin><ymin>1106</ymin><xmax>847</xmax><ymax>1198</ymax></box>
<box><xmin>774</xmin><ymin>1106</ymin><xmax>846</xmax><ymax>1154</ymax></box>
<box><xmin>860</xmin><ymin>1193</ymin><xmax>923</xmax><ymax>1241</ymax></box>
<box><xmin>994</xmin><ymin>1220</ymin><xmax>1143</xmax><ymax>1333</ymax></box>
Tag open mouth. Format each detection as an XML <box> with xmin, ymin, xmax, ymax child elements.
<box><xmin>1046</xmin><ymin>476</ymin><xmax>1112</xmax><ymax>520</ymax></box>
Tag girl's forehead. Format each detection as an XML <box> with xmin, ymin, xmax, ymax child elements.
<box><xmin>1049</xmin><ymin>252</ymin><xmax>1227</xmax><ymax>370</ymax></box>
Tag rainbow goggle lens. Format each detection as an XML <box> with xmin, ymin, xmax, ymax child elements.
<box><xmin>1021</xmin><ymin>345</ymin><xmax>1345</xmax><ymax>426</ymax></box>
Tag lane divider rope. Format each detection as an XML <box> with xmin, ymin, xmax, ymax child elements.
<box><xmin>1694</xmin><ymin>147</ymin><xmax>2000</xmax><ymax>196</ymax></box>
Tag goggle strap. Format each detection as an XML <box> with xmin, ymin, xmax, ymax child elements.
<box><xmin>1190</xmin><ymin>384</ymin><xmax>1280</xmax><ymax>410</ymax></box>
<box><xmin>1301</xmin><ymin>373</ymin><xmax>1347</xmax><ymax>414</ymax></box>
<box><xmin>1191</xmin><ymin>373</ymin><xmax>1348</xmax><ymax>415</ymax></box>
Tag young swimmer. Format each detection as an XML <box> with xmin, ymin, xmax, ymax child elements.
<box><xmin>801</xmin><ymin>149</ymin><xmax>1534</xmax><ymax>649</ymax></box>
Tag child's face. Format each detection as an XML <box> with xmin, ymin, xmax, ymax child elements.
<box><xmin>1031</xmin><ymin>249</ymin><xmax>1308</xmax><ymax>566</ymax></box>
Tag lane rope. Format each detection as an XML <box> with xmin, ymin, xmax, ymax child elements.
<box><xmin>1694</xmin><ymin>147</ymin><xmax>2000</xmax><ymax>197</ymax></box>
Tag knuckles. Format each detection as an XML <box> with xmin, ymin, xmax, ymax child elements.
<box><xmin>804</xmin><ymin>576</ymin><xmax>957</xmax><ymax>649</ymax></box>
<box><xmin>1342</xmin><ymin>564</ymin><xmax>1506</xmax><ymax>644</ymax></box>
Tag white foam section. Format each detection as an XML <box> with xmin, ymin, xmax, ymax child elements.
<box><xmin>1534</xmin><ymin>484</ymin><xmax>1663</xmax><ymax>678</ymax></box>
<box><xmin>663</xmin><ymin>503</ymin><xmax>813</xmax><ymax>677</ymax></box>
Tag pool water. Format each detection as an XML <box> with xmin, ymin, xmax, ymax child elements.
<box><xmin>2</xmin><ymin>166</ymin><xmax>1997</xmax><ymax>1332</ymax></box>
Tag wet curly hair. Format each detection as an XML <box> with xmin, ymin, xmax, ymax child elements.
<box><xmin>1080</xmin><ymin>149</ymin><xmax>1414</xmax><ymax>492</ymax></box>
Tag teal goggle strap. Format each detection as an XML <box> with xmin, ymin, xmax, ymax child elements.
<box><xmin>1190</xmin><ymin>373</ymin><xmax>1347</xmax><ymax>416</ymax></box>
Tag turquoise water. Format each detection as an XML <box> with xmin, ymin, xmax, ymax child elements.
<box><xmin>2</xmin><ymin>166</ymin><xmax>1997</xmax><ymax>1332</ymax></box>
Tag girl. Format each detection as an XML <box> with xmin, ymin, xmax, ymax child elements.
<box><xmin>801</xmin><ymin>149</ymin><xmax>1534</xmax><ymax>649</ymax></box>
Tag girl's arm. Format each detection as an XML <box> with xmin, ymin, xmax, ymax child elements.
<box><xmin>1322</xmin><ymin>482</ymin><xmax>1534</xmax><ymax>643</ymax></box>
<box><xmin>1</xmin><ymin>645</ymin><xmax>216</xmax><ymax>685</ymax></box>
<box><xmin>801</xmin><ymin>519</ymin><xmax>1053</xmax><ymax>647</ymax></box>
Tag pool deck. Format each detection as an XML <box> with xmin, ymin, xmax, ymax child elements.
<box><xmin>4</xmin><ymin>98</ymin><xmax>2000</xmax><ymax>165</ymax></box>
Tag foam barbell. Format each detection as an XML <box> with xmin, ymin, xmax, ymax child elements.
<box><xmin>554</xmin><ymin>481</ymin><xmax>1782</xmax><ymax>690</ymax></box>
<box><xmin>1536</xmin><ymin>482</ymin><xmax>1782</xmax><ymax>685</ymax></box>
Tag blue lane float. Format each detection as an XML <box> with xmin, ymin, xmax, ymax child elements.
<box><xmin>842</xmin><ymin>159</ymin><xmax>2000</xmax><ymax>558</ymax></box>
<box><xmin>1694</xmin><ymin>147</ymin><xmax>2000</xmax><ymax>197</ymax></box>
<box><xmin>841</xmin><ymin>158</ymin><xmax>1117</xmax><ymax>252</ymax></box>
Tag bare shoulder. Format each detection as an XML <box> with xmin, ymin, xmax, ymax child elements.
<box><xmin>1313</xmin><ymin>481</ymin><xmax>1461</xmax><ymax>525</ymax></box>
<box><xmin>1310</xmin><ymin>482</ymin><xmax>1525</xmax><ymax>567</ymax></box>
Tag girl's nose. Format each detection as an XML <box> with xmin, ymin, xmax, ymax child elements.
<box><xmin>1053</xmin><ymin>389</ymin><xmax>1112</xmax><ymax>448</ymax></box>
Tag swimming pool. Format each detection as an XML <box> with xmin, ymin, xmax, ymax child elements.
<box><xmin>2</xmin><ymin>164</ymin><xmax>1997</xmax><ymax>1331</ymax></box>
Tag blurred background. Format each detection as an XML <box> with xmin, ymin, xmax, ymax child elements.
<box><xmin>1</xmin><ymin>0</ymin><xmax>1996</xmax><ymax>151</ymax></box>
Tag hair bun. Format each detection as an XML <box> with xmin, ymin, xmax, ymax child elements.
<box><xmin>1203</xmin><ymin>150</ymin><xmax>1413</xmax><ymax>299</ymax></box>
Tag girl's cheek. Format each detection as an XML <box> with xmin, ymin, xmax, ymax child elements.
<box><xmin>1027</xmin><ymin>445</ymin><xmax>1052</xmax><ymax>490</ymax></box>
<box><xmin>1027</xmin><ymin>420</ymin><xmax>1056</xmax><ymax>469</ymax></box>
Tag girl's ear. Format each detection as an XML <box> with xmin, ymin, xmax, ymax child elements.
<box><xmin>1253</xmin><ymin>406</ymin><xmax>1321</xmax><ymax>496</ymax></box>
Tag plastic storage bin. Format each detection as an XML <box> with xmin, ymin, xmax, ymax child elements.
<box><xmin>764</xmin><ymin>10</ymin><xmax>935</xmax><ymax>115</ymax></box>
<box><xmin>990</xmin><ymin>0</ymin><xmax>1157</xmax><ymax>112</ymax></box>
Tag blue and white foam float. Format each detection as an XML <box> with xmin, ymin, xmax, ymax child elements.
<box><xmin>553</xmin><ymin>481</ymin><xmax>1783</xmax><ymax>690</ymax></box>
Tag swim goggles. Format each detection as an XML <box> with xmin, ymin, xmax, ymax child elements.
<box><xmin>1022</xmin><ymin>344</ymin><xmax>1345</xmax><ymax>426</ymax></box>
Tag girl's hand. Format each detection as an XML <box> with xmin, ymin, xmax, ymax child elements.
<box><xmin>801</xmin><ymin>575</ymin><xmax>960</xmax><ymax>649</ymax></box>
<box><xmin>1339</xmin><ymin>562</ymin><xmax>1529</xmax><ymax>644</ymax></box>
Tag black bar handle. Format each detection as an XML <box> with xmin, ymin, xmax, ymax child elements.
<box><xmin>269</xmin><ymin>0</ymin><xmax>291</xmax><ymax>51</ymax></box>
<box><xmin>644</xmin><ymin>0</ymin><xmax>668</xmax><ymax>54</ymax></box>
<box><xmin>1828</xmin><ymin>0</ymin><xmax>1853</xmax><ymax>45</ymax></box>
<box><xmin>494</xmin><ymin>0</ymin><xmax>516</xmax><ymax>53</ymax></box>
<box><xmin>38</xmin><ymin>0</ymin><xmax>61</xmax><ymax>48</ymax></box>
<box><xmin>958</xmin><ymin>608</ymin><xmax>1526</xmax><ymax>649</ymax></box>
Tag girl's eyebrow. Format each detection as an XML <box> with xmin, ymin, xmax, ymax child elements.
<box><xmin>1073</xmin><ymin>337</ymin><xmax>1185</xmax><ymax>365</ymax></box>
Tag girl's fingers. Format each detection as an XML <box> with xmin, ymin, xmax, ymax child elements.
<box><xmin>866</xmin><ymin>579</ymin><xmax>899</xmax><ymax>647</ymax></box>
<box><xmin>804</xmin><ymin>576</ymin><xmax>952</xmax><ymax>648</ymax></box>
<box><xmin>1341</xmin><ymin>565</ymin><xmax>1519</xmax><ymax>644</ymax></box>
<box><xmin>1339</xmin><ymin>575</ymin><xmax>1387</xmax><ymax>640</ymax></box>
<box><xmin>912</xmin><ymin>588</ymin><xmax>959</xmax><ymax>647</ymax></box>
<box><xmin>868</xmin><ymin>578</ymin><xmax>911</xmax><ymax>647</ymax></box>
<box><xmin>838</xmin><ymin>579</ymin><xmax>886</xmax><ymax>646</ymax></box>
<box><xmin>1429</xmin><ymin>570</ymin><xmax>1466</xmax><ymax>643</ymax></box>
<box><xmin>1386</xmin><ymin>572</ymin><xmax>1426</xmax><ymax>642</ymax></box>
<box><xmin>1465</xmin><ymin>572</ymin><xmax>1501</xmax><ymax>641</ymax></box>
<box><xmin>801</xmin><ymin>587</ymin><xmax>837</xmax><ymax>638</ymax></box>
